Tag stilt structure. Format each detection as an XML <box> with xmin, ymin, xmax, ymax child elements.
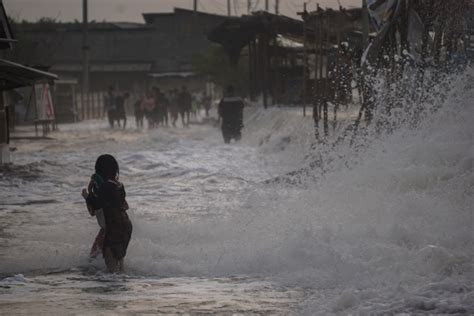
<box><xmin>208</xmin><ymin>11</ymin><xmax>305</xmax><ymax>106</ymax></box>
<box><xmin>299</xmin><ymin>6</ymin><xmax>364</xmax><ymax>141</ymax></box>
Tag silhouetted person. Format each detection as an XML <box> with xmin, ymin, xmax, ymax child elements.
<box><xmin>218</xmin><ymin>85</ymin><xmax>244</xmax><ymax>143</ymax></box>
<box><xmin>168</xmin><ymin>89</ymin><xmax>179</xmax><ymax>127</ymax></box>
<box><xmin>152</xmin><ymin>87</ymin><xmax>162</xmax><ymax>127</ymax></box>
<box><xmin>203</xmin><ymin>93</ymin><xmax>212</xmax><ymax>117</ymax></box>
<box><xmin>134</xmin><ymin>94</ymin><xmax>145</xmax><ymax>129</ymax></box>
<box><xmin>178</xmin><ymin>86</ymin><xmax>192</xmax><ymax>127</ymax></box>
<box><xmin>115</xmin><ymin>92</ymin><xmax>129</xmax><ymax>129</ymax></box>
<box><xmin>142</xmin><ymin>91</ymin><xmax>156</xmax><ymax>129</ymax></box>
<box><xmin>82</xmin><ymin>154</ymin><xmax>132</xmax><ymax>273</ymax></box>
<box><xmin>159</xmin><ymin>90</ymin><xmax>170</xmax><ymax>126</ymax></box>
<box><xmin>104</xmin><ymin>87</ymin><xmax>117</xmax><ymax>128</ymax></box>
<box><xmin>154</xmin><ymin>87</ymin><xmax>169</xmax><ymax>126</ymax></box>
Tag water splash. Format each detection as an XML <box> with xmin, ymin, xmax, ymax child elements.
<box><xmin>1</xmin><ymin>69</ymin><xmax>473</xmax><ymax>313</ymax></box>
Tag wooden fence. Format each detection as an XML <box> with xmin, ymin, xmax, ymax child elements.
<box><xmin>75</xmin><ymin>91</ymin><xmax>106</xmax><ymax>121</ymax></box>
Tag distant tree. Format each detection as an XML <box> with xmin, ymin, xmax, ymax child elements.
<box><xmin>193</xmin><ymin>44</ymin><xmax>249</xmax><ymax>96</ymax></box>
<box><xmin>6</xmin><ymin>16</ymin><xmax>66</xmax><ymax>65</ymax></box>
<box><xmin>37</xmin><ymin>17</ymin><xmax>57</xmax><ymax>23</ymax></box>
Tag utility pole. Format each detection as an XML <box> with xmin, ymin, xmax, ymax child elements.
<box><xmin>275</xmin><ymin>0</ymin><xmax>279</xmax><ymax>14</ymax></box>
<box><xmin>193</xmin><ymin>0</ymin><xmax>198</xmax><ymax>14</ymax></box>
<box><xmin>265</xmin><ymin>0</ymin><xmax>269</xmax><ymax>11</ymax></box>
<box><xmin>227</xmin><ymin>0</ymin><xmax>231</xmax><ymax>16</ymax></box>
<box><xmin>248</xmin><ymin>0</ymin><xmax>251</xmax><ymax>14</ymax></box>
<box><xmin>82</xmin><ymin>0</ymin><xmax>89</xmax><ymax>120</ymax></box>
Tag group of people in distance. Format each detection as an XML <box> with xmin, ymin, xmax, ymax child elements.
<box><xmin>134</xmin><ymin>86</ymin><xmax>194</xmax><ymax>129</ymax></box>
<box><xmin>105</xmin><ymin>85</ymin><xmax>211</xmax><ymax>130</ymax></box>
<box><xmin>103</xmin><ymin>84</ymin><xmax>244</xmax><ymax>145</ymax></box>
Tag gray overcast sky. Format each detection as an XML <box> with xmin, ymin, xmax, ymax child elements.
<box><xmin>5</xmin><ymin>0</ymin><xmax>360</xmax><ymax>22</ymax></box>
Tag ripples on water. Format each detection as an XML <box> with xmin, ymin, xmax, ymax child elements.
<box><xmin>1</xmin><ymin>70</ymin><xmax>474</xmax><ymax>314</ymax></box>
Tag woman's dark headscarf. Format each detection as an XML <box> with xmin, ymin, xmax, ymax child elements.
<box><xmin>95</xmin><ymin>154</ymin><xmax>119</xmax><ymax>180</ymax></box>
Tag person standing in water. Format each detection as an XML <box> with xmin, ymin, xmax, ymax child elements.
<box><xmin>168</xmin><ymin>89</ymin><xmax>179</xmax><ymax>128</ymax></box>
<box><xmin>218</xmin><ymin>85</ymin><xmax>244</xmax><ymax>143</ymax></box>
<box><xmin>82</xmin><ymin>154</ymin><xmax>133</xmax><ymax>273</ymax></box>
<box><xmin>142</xmin><ymin>91</ymin><xmax>157</xmax><ymax>129</ymax></box>
<box><xmin>178</xmin><ymin>86</ymin><xmax>192</xmax><ymax>127</ymax></box>
<box><xmin>134</xmin><ymin>94</ymin><xmax>145</xmax><ymax>129</ymax></box>
<box><xmin>115</xmin><ymin>92</ymin><xmax>129</xmax><ymax>129</ymax></box>
<box><xmin>104</xmin><ymin>87</ymin><xmax>117</xmax><ymax>128</ymax></box>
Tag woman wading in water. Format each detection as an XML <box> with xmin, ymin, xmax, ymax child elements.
<box><xmin>82</xmin><ymin>154</ymin><xmax>133</xmax><ymax>273</ymax></box>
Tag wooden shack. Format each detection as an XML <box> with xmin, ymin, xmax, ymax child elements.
<box><xmin>0</xmin><ymin>0</ymin><xmax>57</xmax><ymax>163</ymax></box>
<box><xmin>300</xmin><ymin>6</ymin><xmax>364</xmax><ymax>138</ymax></box>
<box><xmin>208</xmin><ymin>11</ymin><xmax>304</xmax><ymax>108</ymax></box>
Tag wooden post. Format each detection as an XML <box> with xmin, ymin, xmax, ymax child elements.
<box><xmin>318</xmin><ymin>12</ymin><xmax>324</xmax><ymax>123</ymax></box>
<box><xmin>302</xmin><ymin>3</ymin><xmax>307</xmax><ymax>117</ymax></box>
<box><xmin>79</xmin><ymin>93</ymin><xmax>84</xmax><ymax>121</ymax></box>
<box><xmin>96</xmin><ymin>92</ymin><xmax>100</xmax><ymax>118</ymax></box>
<box><xmin>263</xmin><ymin>33</ymin><xmax>269</xmax><ymax>109</ymax></box>
<box><xmin>257</xmin><ymin>34</ymin><xmax>263</xmax><ymax>102</ymax></box>
<box><xmin>93</xmin><ymin>92</ymin><xmax>98</xmax><ymax>118</ymax></box>
<box><xmin>87</xmin><ymin>92</ymin><xmax>91</xmax><ymax>120</ymax></box>
<box><xmin>71</xmin><ymin>85</ymin><xmax>76</xmax><ymax>122</ymax></box>
<box><xmin>101</xmin><ymin>92</ymin><xmax>106</xmax><ymax>118</ymax></box>
<box><xmin>89</xmin><ymin>92</ymin><xmax>93</xmax><ymax>119</ymax></box>
<box><xmin>271</xmin><ymin>34</ymin><xmax>278</xmax><ymax>105</ymax></box>
<box><xmin>252</xmin><ymin>40</ymin><xmax>258</xmax><ymax>101</ymax></box>
<box><xmin>90</xmin><ymin>93</ymin><xmax>93</xmax><ymax>119</ymax></box>
<box><xmin>248</xmin><ymin>43</ymin><xmax>253</xmax><ymax>99</ymax></box>
<box><xmin>333</xmin><ymin>12</ymin><xmax>341</xmax><ymax>133</ymax></box>
<box><xmin>323</xmin><ymin>14</ymin><xmax>329</xmax><ymax>138</ymax></box>
<box><xmin>82</xmin><ymin>0</ymin><xmax>89</xmax><ymax>122</ymax></box>
<box><xmin>313</xmin><ymin>15</ymin><xmax>321</xmax><ymax>140</ymax></box>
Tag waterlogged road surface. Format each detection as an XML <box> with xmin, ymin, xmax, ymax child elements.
<box><xmin>1</xmin><ymin>99</ymin><xmax>473</xmax><ymax>315</ymax></box>
<box><xmin>0</xmin><ymin>116</ymin><xmax>310</xmax><ymax>314</ymax></box>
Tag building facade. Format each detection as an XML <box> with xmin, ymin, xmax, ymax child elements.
<box><xmin>7</xmin><ymin>8</ymin><xmax>226</xmax><ymax>121</ymax></box>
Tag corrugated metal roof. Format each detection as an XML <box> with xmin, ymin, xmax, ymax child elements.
<box><xmin>0</xmin><ymin>59</ymin><xmax>57</xmax><ymax>91</ymax></box>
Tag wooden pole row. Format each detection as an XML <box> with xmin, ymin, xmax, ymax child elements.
<box><xmin>76</xmin><ymin>91</ymin><xmax>106</xmax><ymax>121</ymax></box>
<box><xmin>301</xmin><ymin>6</ymin><xmax>350</xmax><ymax>141</ymax></box>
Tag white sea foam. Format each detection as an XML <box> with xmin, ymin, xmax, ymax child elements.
<box><xmin>0</xmin><ymin>69</ymin><xmax>472</xmax><ymax>314</ymax></box>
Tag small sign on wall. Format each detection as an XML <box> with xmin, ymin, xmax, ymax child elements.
<box><xmin>34</xmin><ymin>83</ymin><xmax>55</xmax><ymax>121</ymax></box>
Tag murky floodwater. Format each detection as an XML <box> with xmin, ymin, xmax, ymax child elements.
<box><xmin>1</xmin><ymin>72</ymin><xmax>474</xmax><ymax>315</ymax></box>
<box><xmin>0</xmin><ymin>110</ymin><xmax>312</xmax><ymax>314</ymax></box>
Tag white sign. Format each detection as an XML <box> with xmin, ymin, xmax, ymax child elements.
<box><xmin>35</xmin><ymin>83</ymin><xmax>55</xmax><ymax>121</ymax></box>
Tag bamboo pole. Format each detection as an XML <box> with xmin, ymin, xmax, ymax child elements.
<box><xmin>313</xmin><ymin>14</ymin><xmax>321</xmax><ymax>140</ymax></box>
<box><xmin>333</xmin><ymin>12</ymin><xmax>341</xmax><ymax>133</ymax></box>
<box><xmin>248</xmin><ymin>42</ymin><xmax>253</xmax><ymax>99</ymax></box>
<box><xmin>318</xmin><ymin>12</ymin><xmax>324</xmax><ymax>121</ymax></box>
<box><xmin>262</xmin><ymin>33</ymin><xmax>269</xmax><ymax>109</ymax></box>
<box><xmin>302</xmin><ymin>4</ymin><xmax>307</xmax><ymax>117</ymax></box>
<box><xmin>323</xmin><ymin>14</ymin><xmax>329</xmax><ymax>138</ymax></box>
<box><xmin>253</xmin><ymin>40</ymin><xmax>258</xmax><ymax>101</ymax></box>
<box><xmin>82</xmin><ymin>0</ymin><xmax>89</xmax><ymax>122</ymax></box>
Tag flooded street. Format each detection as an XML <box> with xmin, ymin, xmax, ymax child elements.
<box><xmin>2</xmin><ymin>0</ymin><xmax>474</xmax><ymax>313</ymax></box>
<box><xmin>0</xmin><ymin>110</ymin><xmax>312</xmax><ymax>314</ymax></box>
<box><xmin>0</xmin><ymin>272</ymin><xmax>302</xmax><ymax>314</ymax></box>
<box><xmin>1</xmin><ymin>101</ymin><xmax>473</xmax><ymax>314</ymax></box>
